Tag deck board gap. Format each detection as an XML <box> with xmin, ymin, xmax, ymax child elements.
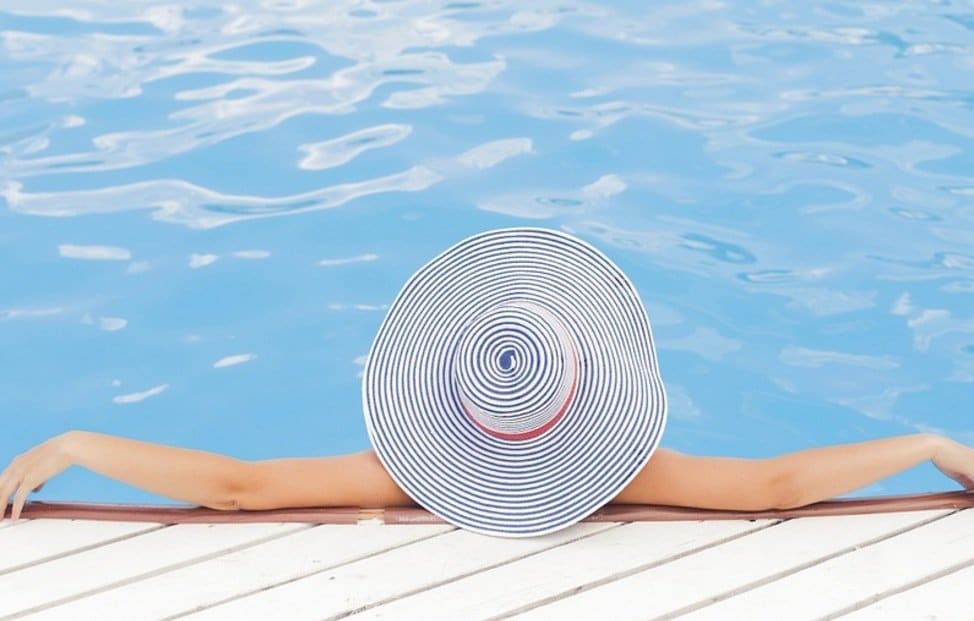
<box><xmin>0</xmin><ymin>523</ymin><xmax>170</xmax><ymax>578</ymax></box>
<box><xmin>486</xmin><ymin>519</ymin><xmax>783</xmax><ymax>621</ymax></box>
<box><xmin>166</xmin><ymin>522</ymin><xmax>625</xmax><ymax>621</ymax></box>
<box><xmin>652</xmin><ymin>508</ymin><xmax>962</xmax><ymax>621</ymax></box>
<box><xmin>9</xmin><ymin>524</ymin><xmax>314</xmax><ymax>620</ymax></box>
<box><xmin>822</xmin><ymin>553</ymin><xmax>974</xmax><ymax>621</ymax></box>
<box><xmin>0</xmin><ymin>520</ymin><xmax>30</xmax><ymax>530</ymax></box>
<box><xmin>156</xmin><ymin>526</ymin><xmax>460</xmax><ymax>621</ymax></box>
<box><xmin>316</xmin><ymin>523</ymin><xmax>630</xmax><ymax>621</ymax></box>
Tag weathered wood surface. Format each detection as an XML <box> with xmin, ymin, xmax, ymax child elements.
<box><xmin>2</xmin><ymin>508</ymin><xmax>971</xmax><ymax>621</ymax></box>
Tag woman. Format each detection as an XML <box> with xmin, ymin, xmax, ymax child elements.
<box><xmin>2</xmin><ymin>431</ymin><xmax>974</xmax><ymax>524</ymax></box>
<box><xmin>4</xmin><ymin>228</ymin><xmax>974</xmax><ymax>528</ymax></box>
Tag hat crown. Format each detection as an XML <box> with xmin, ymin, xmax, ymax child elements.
<box><xmin>454</xmin><ymin>300</ymin><xmax>577</xmax><ymax>441</ymax></box>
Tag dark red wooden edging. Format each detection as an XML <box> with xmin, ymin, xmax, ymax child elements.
<box><xmin>16</xmin><ymin>489</ymin><xmax>974</xmax><ymax>525</ymax></box>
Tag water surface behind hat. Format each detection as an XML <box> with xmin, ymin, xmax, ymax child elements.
<box><xmin>1</xmin><ymin>1</ymin><xmax>972</xmax><ymax>505</ymax></box>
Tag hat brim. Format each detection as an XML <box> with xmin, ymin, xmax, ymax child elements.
<box><xmin>363</xmin><ymin>227</ymin><xmax>667</xmax><ymax>538</ymax></box>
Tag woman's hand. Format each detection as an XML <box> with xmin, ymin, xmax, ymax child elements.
<box><xmin>931</xmin><ymin>435</ymin><xmax>974</xmax><ymax>490</ymax></box>
<box><xmin>1</xmin><ymin>432</ymin><xmax>75</xmax><ymax>521</ymax></box>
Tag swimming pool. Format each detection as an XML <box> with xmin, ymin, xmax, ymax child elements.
<box><xmin>2</xmin><ymin>1</ymin><xmax>972</xmax><ymax>506</ymax></box>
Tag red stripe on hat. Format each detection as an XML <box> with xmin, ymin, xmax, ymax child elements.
<box><xmin>463</xmin><ymin>352</ymin><xmax>579</xmax><ymax>441</ymax></box>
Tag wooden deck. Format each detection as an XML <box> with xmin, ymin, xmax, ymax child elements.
<box><xmin>1</xmin><ymin>497</ymin><xmax>972</xmax><ymax>620</ymax></box>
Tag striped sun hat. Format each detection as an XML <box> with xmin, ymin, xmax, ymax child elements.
<box><xmin>362</xmin><ymin>227</ymin><xmax>668</xmax><ymax>538</ymax></box>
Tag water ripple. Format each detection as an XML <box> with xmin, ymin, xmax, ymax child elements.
<box><xmin>298</xmin><ymin>124</ymin><xmax>412</xmax><ymax>170</ymax></box>
<box><xmin>2</xmin><ymin>165</ymin><xmax>442</xmax><ymax>228</ymax></box>
<box><xmin>4</xmin><ymin>53</ymin><xmax>504</xmax><ymax>176</ymax></box>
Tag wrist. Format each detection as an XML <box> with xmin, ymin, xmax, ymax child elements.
<box><xmin>57</xmin><ymin>430</ymin><xmax>88</xmax><ymax>465</ymax></box>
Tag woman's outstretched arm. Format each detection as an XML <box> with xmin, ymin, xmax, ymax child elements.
<box><xmin>611</xmin><ymin>433</ymin><xmax>972</xmax><ymax>510</ymax></box>
<box><xmin>0</xmin><ymin>430</ymin><xmax>415</xmax><ymax>521</ymax></box>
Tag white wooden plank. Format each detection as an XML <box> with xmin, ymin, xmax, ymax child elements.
<box><xmin>24</xmin><ymin>523</ymin><xmax>454</xmax><ymax>621</ymax></box>
<box><xmin>677</xmin><ymin>509</ymin><xmax>974</xmax><ymax>621</ymax></box>
<box><xmin>836</xmin><ymin>562</ymin><xmax>974</xmax><ymax>621</ymax></box>
<box><xmin>178</xmin><ymin>521</ymin><xmax>621</xmax><ymax>621</ymax></box>
<box><xmin>332</xmin><ymin>518</ymin><xmax>775</xmax><ymax>621</ymax></box>
<box><xmin>514</xmin><ymin>509</ymin><xmax>951</xmax><ymax>621</ymax></box>
<box><xmin>0</xmin><ymin>519</ymin><xmax>163</xmax><ymax>573</ymax></box>
<box><xmin>0</xmin><ymin>518</ymin><xmax>34</xmax><ymax>531</ymax></box>
<box><xmin>0</xmin><ymin>521</ymin><xmax>308</xmax><ymax>618</ymax></box>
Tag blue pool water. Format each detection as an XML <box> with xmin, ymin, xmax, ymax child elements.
<box><xmin>2</xmin><ymin>1</ymin><xmax>973</xmax><ymax>506</ymax></box>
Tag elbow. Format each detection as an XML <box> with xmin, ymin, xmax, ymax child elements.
<box><xmin>206</xmin><ymin>460</ymin><xmax>253</xmax><ymax>511</ymax></box>
<box><xmin>766</xmin><ymin>466</ymin><xmax>808</xmax><ymax>510</ymax></box>
<box><xmin>205</xmin><ymin>482</ymin><xmax>244</xmax><ymax>511</ymax></box>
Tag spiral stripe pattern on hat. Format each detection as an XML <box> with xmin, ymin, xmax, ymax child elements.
<box><xmin>454</xmin><ymin>300</ymin><xmax>578</xmax><ymax>440</ymax></box>
<box><xmin>363</xmin><ymin>227</ymin><xmax>668</xmax><ymax>538</ymax></box>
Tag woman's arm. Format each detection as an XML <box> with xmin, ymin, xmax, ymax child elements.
<box><xmin>0</xmin><ymin>431</ymin><xmax>244</xmax><ymax>520</ymax></box>
<box><xmin>58</xmin><ymin>431</ymin><xmax>413</xmax><ymax>511</ymax></box>
<box><xmin>60</xmin><ymin>431</ymin><xmax>246</xmax><ymax>511</ymax></box>
<box><xmin>0</xmin><ymin>431</ymin><xmax>243</xmax><ymax>520</ymax></box>
<box><xmin>610</xmin><ymin>433</ymin><xmax>965</xmax><ymax>510</ymax></box>
<box><xmin>1</xmin><ymin>430</ymin><xmax>415</xmax><ymax>521</ymax></box>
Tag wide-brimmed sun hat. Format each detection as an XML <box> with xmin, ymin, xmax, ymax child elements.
<box><xmin>362</xmin><ymin>227</ymin><xmax>667</xmax><ymax>538</ymax></box>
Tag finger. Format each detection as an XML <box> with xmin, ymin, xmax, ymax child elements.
<box><xmin>11</xmin><ymin>484</ymin><xmax>30</xmax><ymax>521</ymax></box>
<box><xmin>0</xmin><ymin>473</ymin><xmax>19</xmax><ymax>520</ymax></box>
